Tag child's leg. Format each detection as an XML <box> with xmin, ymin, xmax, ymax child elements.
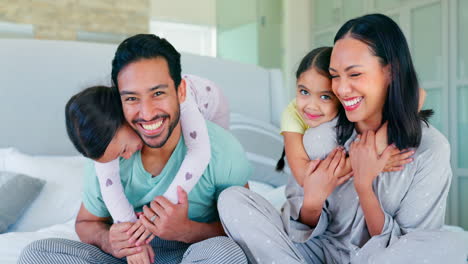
<box><xmin>208</xmin><ymin>87</ymin><xmax>230</xmax><ymax>130</ymax></box>
<box><xmin>184</xmin><ymin>74</ymin><xmax>230</xmax><ymax>129</ymax></box>
<box><xmin>163</xmin><ymin>93</ymin><xmax>211</xmax><ymax>204</ymax></box>
<box><xmin>94</xmin><ymin>160</ymin><xmax>137</xmax><ymax>223</ymax></box>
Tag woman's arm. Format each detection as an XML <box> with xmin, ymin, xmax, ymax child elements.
<box><xmin>283</xmin><ymin>132</ymin><xmax>311</xmax><ymax>186</ymax></box>
<box><xmin>350</xmin><ymin>131</ymin><xmax>395</xmax><ymax>236</ymax></box>
<box><xmin>356</xmin><ymin>186</ymin><xmax>385</xmax><ymax>236</ymax></box>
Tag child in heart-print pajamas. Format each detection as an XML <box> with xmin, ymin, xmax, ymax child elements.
<box><xmin>97</xmin><ymin>74</ymin><xmax>230</xmax><ymax>223</ymax></box>
<box><xmin>66</xmin><ymin>74</ymin><xmax>230</xmax><ymax>224</ymax></box>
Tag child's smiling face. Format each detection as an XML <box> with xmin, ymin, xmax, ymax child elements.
<box><xmin>296</xmin><ymin>68</ymin><xmax>340</xmax><ymax>128</ymax></box>
<box><xmin>95</xmin><ymin>123</ymin><xmax>143</xmax><ymax>163</ymax></box>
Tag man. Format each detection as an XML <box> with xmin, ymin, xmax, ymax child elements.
<box><xmin>19</xmin><ymin>34</ymin><xmax>251</xmax><ymax>264</ymax></box>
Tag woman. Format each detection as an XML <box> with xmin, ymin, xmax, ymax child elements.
<box><xmin>218</xmin><ymin>14</ymin><xmax>466</xmax><ymax>263</ymax></box>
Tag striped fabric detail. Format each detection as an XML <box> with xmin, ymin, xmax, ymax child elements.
<box><xmin>18</xmin><ymin>236</ymin><xmax>247</xmax><ymax>264</ymax></box>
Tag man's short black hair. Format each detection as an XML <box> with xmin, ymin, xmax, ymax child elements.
<box><xmin>111</xmin><ymin>34</ymin><xmax>182</xmax><ymax>93</ymax></box>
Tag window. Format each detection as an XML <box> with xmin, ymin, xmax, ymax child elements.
<box><xmin>150</xmin><ymin>20</ymin><xmax>216</xmax><ymax>57</ymax></box>
<box><xmin>0</xmin><ymin>21</ymin><xmax>33</xmax><ymax>39</ymax></box>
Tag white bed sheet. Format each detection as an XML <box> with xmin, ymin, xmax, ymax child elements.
<box><xmin>0</xmin><ymin>220</ymin><xmax>79</xmax><ymax>264</ymax></box>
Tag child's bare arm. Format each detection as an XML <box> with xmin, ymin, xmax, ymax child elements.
<box><xmin>375</xmin><ymin>122</ymin><xmax>415</xmax><ymax>172</ymax></box>
<box><xmin>126</xmin><ymin>244</ymin><xmax>155</xmax><ymax>264</ymax></box>
<box><xmin>418</xmin><ymin>87</ymin><xmax>426</xmax><ymax>111</ymax></box>
<box><xmin>283</xmin><ymin>132</ymin><xmax>311</xmax><ymax>186</ymax></box>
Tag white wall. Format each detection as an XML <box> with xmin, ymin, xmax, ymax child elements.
<box><xmin>150</xmin><ymin>0</ymin><xmax>216</xmax><ymax>26</ymax></box>
<box><xmin>281</xmin><ymin>0</ymin><xmax>313</xmax><ymax>99</ymax></box>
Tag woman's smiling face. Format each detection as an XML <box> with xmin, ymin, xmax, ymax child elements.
<box><xmin>329</xmin><ymin>36</ymin><xmax>391</xmax><ymax>130</ymax></box>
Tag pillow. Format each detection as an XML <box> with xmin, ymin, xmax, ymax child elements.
<box><xmin>0</xmin><ymin>171</ymin><xmax>45</xmax><ymax>233</ymax></box>
<box><xmin>248</xmin><ymin>180</ymin><xmax>286</xmax><ymax>211</ymax></box>
<box><xmin>1</xmin><ymin>148</ymin><xmax>86</xmax><ymax>232</ymax></box>
<box><xmin>0</xmin><ymin>147</ymin><xmax>14</xmax><ymax>171</ymax></box>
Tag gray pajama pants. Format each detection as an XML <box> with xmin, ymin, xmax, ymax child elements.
<box><xmin>217</xmin><ymin>187</ymin><xmax>468</xmax><ymax>264</ymax></box>
<box><xmin>18</xmin><ymin>236</ymin><xmax>247</xmax><ymax>264</ymax></box>
<box><xmin>218</xmin><ymin>186</ymin><xmax>325</xmax><ymax>264</ymax></box>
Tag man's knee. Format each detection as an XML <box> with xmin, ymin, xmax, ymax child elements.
<box><xmin>183</xmin><ymin>236</ymin><xmax>247</xmax><ymax>264</ymax></box>
<box><xmin>19</xmin><ymin>238</ymin><xmax>67</xmax><ymax>263</ymax></box>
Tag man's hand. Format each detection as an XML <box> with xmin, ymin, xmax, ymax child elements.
<box><xmin>127</xmin><ymin>219</ymin><xmax>155</xmax><ymax>247</ymax></box>
<box><xmin>106</xmin><ymin>222</ymin><xmax>143</xmax><ymax>259</ymax></box>
<box><xmin>141</xmin><ymin>186</ymin><xmax>193</xmax><ymax>242</ymax></box>
<box><xmin>75</xmin><ymin>204</ymin><xmax>144</xmax><ymax>259</ymax></box>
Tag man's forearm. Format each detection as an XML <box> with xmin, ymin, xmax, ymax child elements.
<box><xmin>75</xmin><ymin>220</ymin><xmax>111</xmax><ymax>253</ymax></box>
<box><xmin>182</xmin><ymin>221</ymin><xmax>225</xmax><ymax>243</ymax></box>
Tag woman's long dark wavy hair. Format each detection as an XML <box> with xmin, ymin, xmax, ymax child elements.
<box><xmin>334</xmin><ymin>13</ymin><xmax>432</xmax><ymax>148</ymax></box>
<box><xmin>276</xmin><ymin>47</ymin><xmax>345</xmax><ymax>171</ymax></box>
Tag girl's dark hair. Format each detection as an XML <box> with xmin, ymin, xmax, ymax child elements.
<box><xmin>296</xmin><ymin>47</ymin><xmax>332</xmax><ymax>79</ymax></box>
<box><xmin>334</xmin><ymin>13</ymin><xmax>432</xmax><ymax>148</ymax></box>
<box><xmin>276</xmin><ymin>47</ymin><xmax>345</xmax><ymax>171</ymax></box>
<box><xmin>111</xmin><ymin>34</ymin><xmax>182</xmax><ymax>93</ymax></box>
<box><xmin>65</xmin><ymin>86</ymin><xmax>125</xmax><ymax>159</ymax></box>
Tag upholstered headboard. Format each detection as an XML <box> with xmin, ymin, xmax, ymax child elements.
<box><xmin>0</xmin><ymin>39</ymin><xmax>288</xmax><ymax>157</ymax></box>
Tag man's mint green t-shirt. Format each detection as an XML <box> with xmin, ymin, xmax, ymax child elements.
<box><xmin>82</xmin><ymin>121</ymin><xmax>252</xmax><ymax>223</ymax></box>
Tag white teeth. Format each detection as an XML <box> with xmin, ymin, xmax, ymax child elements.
<box><xmin>343</xmin><ymin>97</ymin><xmax>363</xmax><ymax>107</ymax></box>
<box><xmin>142</xmin><ymin>120</ymin><xmax>163</xmax><ymax>131</ymax></box>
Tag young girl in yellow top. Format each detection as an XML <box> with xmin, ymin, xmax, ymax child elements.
<box><xmin>276</xmin><ymin>47</ymin><xmax>422</xmax><ymax>186</ymax></box>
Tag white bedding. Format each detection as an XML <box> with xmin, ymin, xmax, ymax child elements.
<box><xmin>0</xmin><ymin>220</ymin><xmax>79</xmax><ymax>264</ymax></box>
<box><xmin>0</xmin><ymin>179</ymin><xmax>465</xmax><ymax>264</ymax></box>
<box><xmin>0</xmin><ymin>178</ymin><xmax>281</xmax><ymax>264</ymax></box>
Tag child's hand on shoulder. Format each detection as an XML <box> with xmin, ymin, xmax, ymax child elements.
<box><xmin>376</xmin><ymin>122</ymin><xmax>415</xmax><ymax>172</ymax></box>
<box><xmin>375</xmin><ymin>122</ymin><xmax>388</xmax><ymax>155</ymax></box>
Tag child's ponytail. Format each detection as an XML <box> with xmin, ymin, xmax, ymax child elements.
<box><xmin>275</xmin><ymin>148</ymin><xmax>286</xmax><ymax>172</ymax></box>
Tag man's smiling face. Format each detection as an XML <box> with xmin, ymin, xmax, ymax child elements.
<box><xmin>117</xmin><ymin>57</ymin><xmax>183</xmax><ymax>148</ymax></box>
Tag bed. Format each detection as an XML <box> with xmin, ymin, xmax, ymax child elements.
<box><xmin>0</xmin><ymin>38</ymin><xmax>291</xmax><ymax>263</ymax></box>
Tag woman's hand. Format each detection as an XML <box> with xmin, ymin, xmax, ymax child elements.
<box><xmin>350</xmin><ymin>130</ymin><xmax>394</xmax><ymax>192</ymax></box>
<box><xmin>303</xmin><ymin>147</ymin><xmax>352</xmax><ymax>209</ymax></box>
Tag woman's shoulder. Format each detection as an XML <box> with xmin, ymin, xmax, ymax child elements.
<box><xmin>401</xmin><ymin>122</ymin><xmax>452</xmax><ymax>194</ymax></box>
<box><xmin>418</xmin><ymin>122</ymin><xmax>450</xmax><ymax>155</ymax></box>
<box><xmin>412</xmin><ymin>122</ymin><xmax>451</xmax><ymax>179</ymax></box>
